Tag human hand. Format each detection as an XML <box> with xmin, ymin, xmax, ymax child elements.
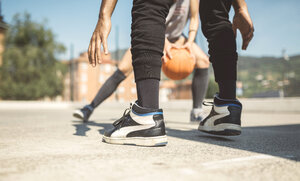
<box><xmin>232</xmin><ymin>8</ymin><xmax>254</xmax><ymax>50</ymax></box>
<box><xmin>181</xmin><ymin>41</ymin><xmax>195</xmax><ymax>61</ymax></box>
<box><xmin>88</xmin><ymin>17</ymin><xmax>111</xmax><ymax>67</ymax></box>
<box><xmin>163</xmin><ymin>39</ymin><xmax>180</xmax><ymax>62</ymax></box>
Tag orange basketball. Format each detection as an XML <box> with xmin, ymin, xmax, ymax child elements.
<box><xmin>162</xmin><ymin>47</ymin><xmax>196</xmax><ymax>80</ymax></box>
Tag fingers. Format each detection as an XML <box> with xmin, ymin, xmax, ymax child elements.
<box><xmin>161</xmin><ymin>55</ymin><xmax>167</xmax><ymax>63</ymax></box>
<box><xmin>88</xmin><ymin>32</ymin><xmax>107</xmax><ymax>66</ymax></box>
<box><xmin>185</xmin><ymin>44</ymin><xmax>192</xmax><ymax>54</ymax></box>
<box><xmin>164</xmin><ymin>43</ymin><xmax>173</xmax><ymax>59</ymax></box>
<box><xmin>90</xmin><ymin>34</ymin><xmax>96</xmax><ymax>67</ymax></box>
<box><xmin>88</xmin><ymin>41</ymin><xmax>92</xmax><ymax>64</ymax></box>
<box><xmin>232</xmin><ymin>23</ymin><xmax>237</xmax><ymax>38</ymax></box>
<box><xmin>102</xmin><ymin>36</ymin><xmax>109</xmax><ymax>55</ymax></box>
<box><xmin>171</xmin><ymin>44</ymin><xmax>180</xmax><ymax>49</ymax></box>
<box><xmin>182</xmin><ymin>42</ymin><xmax>190</xmax><ymax>49</ymax></box>
<box><xmin>95</xmin><ymin>34</ymin><xmax>102</xmax><ymax>64</ymax></box>
<box><xmin>242</xmin><ymin>34</ymin><xmax>252</xmax><ymax>50</ymax></box>
<box><xmin>166</xmin><ymin>47</ymin><xmax>173</xmax><ymax>59</ymax></box>
<box><xmin>242</xmin><ymin>27</ymin><xmax>254</xmax><ymax>50</ymax></box>
<box><xmin>181</xmin><ymin>43</ymin><xmax>195</xmax><ymax>60</ymax></box>
<box><xmin>185</xmin><ymin>45</ymin><xmax>195</xmax><ymax>60</ymax></box>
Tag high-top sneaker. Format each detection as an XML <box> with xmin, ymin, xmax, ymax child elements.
<box><xmin>190</xmin><ymin>108</ymin><xmax>205</xmax><ymax>122</ymax></box>
<box><xmin>102</xmin><ymin>102</ymin><xmax>167</xmax><ymax>146</ymax></box>
<box><xmin>73</xmin><ymin>105</ymin><xmax>94</xmax><ymax>122</ymax></box>
<box><xmin>198</xmin><ymin>94</ymin><xmax>242</xmax><ymax>136</ymax></box>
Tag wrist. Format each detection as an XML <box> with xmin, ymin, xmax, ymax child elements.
<box><xmin>99</xmin><ymin>16</ymin><xmax>110</xmax><ymax>25</ymax></box>
<box><xmin>188</xmin><ymin>29</ymin><xmax>197</xmax><ymax>33</ymax></box>
<box><xmin>233</xmin><ymin>2</ymin><xmax>248</xmax><ymax>13</ymax></box>
<box><xmin>99</xmin><ymin>10</ymin><xmax>111</xmax><ymax>20</ymax></box>
<box><xmin>235</xmin><ymin>7</ymin><xmax>248</xmax><ymax>14</ymax></box>
<box><xmin>187</xmin><ymin>39</ymin><xmax>194</xmax><ymax>44</ymax></box>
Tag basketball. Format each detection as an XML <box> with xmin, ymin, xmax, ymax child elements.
<box><xmin>162</xmin><ymin>47</ymin><xmax>196</xmax><ymax>80</ymax></box>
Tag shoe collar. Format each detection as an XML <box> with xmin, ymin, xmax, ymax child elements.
<box><xmin>214</xmin><ymin>94</ymin><xmax>242</xmax><ymax>108</ymax></box>
<box><xmin>132</xmin><ymin>101</ymin><xmax>163</xmax><ymax>115</ymax></box>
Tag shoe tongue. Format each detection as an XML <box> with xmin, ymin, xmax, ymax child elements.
<box><xmin>132</xmin><ymin>102</ymin><xmax>163</xmax><ymax>114</ymax></box>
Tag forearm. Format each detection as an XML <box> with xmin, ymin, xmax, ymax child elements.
<box><xmin>187</xmin><ymin>17</ymin><xmax>198</xmax><ymax>43</ymax></box>
<box><xmin>232</xmin><ymin>0</ymin><xmax>248</xmax><ymax>12</ymax></box>
<box><xmin>99</xmin><ymin>0</ymin><xmax>118</xmax><ymax>19</ymax></box>
<box><xmin>187</xmin><ymin>0</ymin><xmax>199</xmax><ymax>43</ymax></box>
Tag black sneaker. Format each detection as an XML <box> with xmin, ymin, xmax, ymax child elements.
<box><xmin>102</xmin><ymin>102</ymin><xmax>168</xmax><ymax>146</ymax></box>
<box><xmin>198</xmin><ymin>94</ymin><xmax>242</xmax><ymax>136</ymax></box>
<box><xmin>73</xmin><ymin>105</ymin><xmax>94</xmax><ymax>122</ymax></box>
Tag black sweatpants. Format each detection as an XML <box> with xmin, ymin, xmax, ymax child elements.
<box><xmin>200</xmin><ymin>0</ymin><xmax>237</xmax><ymax>82</ymax></box>
<box><xmin>131</xmin><ymin>0</ymin><xmax>173</xmax><ymax>82</ymax></box>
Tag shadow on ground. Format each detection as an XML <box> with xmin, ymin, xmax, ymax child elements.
<box><xmin>72</xmin><ymin>120</ymin><xmax>113</xmax><ymax>136</ymax></box>
<box><xmin>72</xmin><ymin>120</ymin><xmax>300</xmax><ymax>162</ymax></box>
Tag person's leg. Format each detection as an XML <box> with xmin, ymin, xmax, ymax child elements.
<box><xmin>102</xmin><ymin>0</ymin><xmax>173</xmax><ymax>146</ymax></box>
<box><xmin>118</xmin><ymin>49</ymin><xmax>134</xmax><ymax>77</ymax></box>
<box><xmin>191</xmin><ymin>42</ymin><xmax>210</xmax><ymax>109</ymax></box>
<box><xmin>191</xmin><ymin>42</ymin><xmax>210</xmax><ymax>121</ymax></box>
<box><xmin>90</xmin><ymin>49</ymin><xmax>132</xmax><ymax>109</ymax></box>
<box><xmin>172</xmin><ymin>36</ymin><xmax>210</xmax><ymax>121</ymax></box>
<box><xmin>131</xmin><ymin>0</ymin><xmax>173</xmax><ymax>109</ymax></box>
<box><xmin>200</xmin><ymin>0</ymin><xmax>237</xmax><ymax>100</ymax></box>
<box><xmin>73</xmin><ymin>49</ymin><xmax>132</xmax><ymax>122</ymax></box>
<box><xmin>198</xmin><ymin>0</ymin><xmax>242</xmax><ymax>135</ymax></box>
<box><xmin>90</xmin><ymin>69</ymin><xmax>126</xmax><ymax>108</ymax></box>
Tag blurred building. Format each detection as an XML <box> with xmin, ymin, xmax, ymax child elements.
<box><xmin>159</xmin><ymin>80</ymin><xmax>176</xmax><ymax>102</ymax></box>
<box><xmin>63</xmin><ymin>52</ymin><xmax>136</xmax><ymax>102</ymax></box>
<box><xmin>159</xmin><ymin>79</ymin><xmax>194</xmax><ymax>101</ymax></box>
<box><xmin>62</xmin><ymin>50</ymin><xmax>196</xmax><ymax>102</ymax></box>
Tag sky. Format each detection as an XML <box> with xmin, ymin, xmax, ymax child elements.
<box><xmin>2</xmin><ymin>0</ymin><xmax>300</xmax><ymax>60</ymax></box>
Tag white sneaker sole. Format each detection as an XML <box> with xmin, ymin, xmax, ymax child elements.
<box><xmin>73</xmin><ymin>110</ymin><xmax>84</xmax><ymax>120</ymax></box>
<box><xmin>198</xmin><ymin>123</ymin><xmax>241</xmax><ymax>136</ymax></box>
<box><xmin>102</xmin><ymin>135</ymin><xmax>168</xmax><ymax>147</ymax></box>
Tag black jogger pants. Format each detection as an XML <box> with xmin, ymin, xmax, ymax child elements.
<box><xmin>200</xmin><ymin>0</ymin><xmax>237</xmax><ymax>82</ymax></box>
<box><xmin>131</xmin><ymin>0</ymin><xmax>173</xmax><ymax>82</ymax></box>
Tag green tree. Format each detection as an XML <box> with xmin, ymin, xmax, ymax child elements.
<box><xmin>0</xmin><ymin>13</ymin><xmax>66</xmax><ymax>100</ymax></box>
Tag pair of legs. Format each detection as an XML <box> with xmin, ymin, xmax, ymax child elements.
<box><xmin>75</xmin><ymin>36</ymin><xmax>209</xmax><ymax>122</ymax></box>
<box><xmin>125</xmin><ymin>0</ymin><xmax>242</xmax><ymax>137</ymax></box>
<box><xmin>78</xmin><ymin>0</ymin><xmax>242</xmax><ymax>146</ymax></box>
<box><xmin>89</xmin><ymin>36</ymin><xmax>209</xmax><ymax>112</ymax></box>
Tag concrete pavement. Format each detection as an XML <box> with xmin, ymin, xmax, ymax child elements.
<box><xmin>0</xmin><ymin>99</ymin><xmax>299</xmax><ymax>181</ymax></box>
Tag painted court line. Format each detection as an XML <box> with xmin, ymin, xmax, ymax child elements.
<box><xmin>202</xmin><ymin>155</ymin><xmax>277</xmax><ymax>169</ymax></box>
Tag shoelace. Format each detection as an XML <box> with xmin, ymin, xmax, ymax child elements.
<box><xmin>112</xmin><ymin>103</ymin><xmax>133</xmax><ymax>127</ymax></box>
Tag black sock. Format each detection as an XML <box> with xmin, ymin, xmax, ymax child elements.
<box><xmin>192</xmin><ymin>68</ymin><xmax>209</xmax><ymax>108</ymax></box>
<box><xmin>90</xmin><ymin>69</ymin><xmax>126</xmax><ymax>108</ymax></box>
<box><xmin>217</xmin><ymin>80</ymin><xmax>236</xmax><ymax>100</ymax></box>
<box><xmin>136</xmin><ymin>79</ymin><xmax>159</xmax><ymax>109</ymax></box>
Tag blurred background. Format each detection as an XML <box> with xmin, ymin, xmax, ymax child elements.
<box><xmin>1</xmin><ymin>0</ymin><xmax>299</xmax><ymax>103</ymax></box>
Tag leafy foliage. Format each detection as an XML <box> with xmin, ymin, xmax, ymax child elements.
<box><xmin>110</xmin><ymin>49</ymin><xmax>300</xmax><ymax>98</ymax></box>
<box><xmin>0</xmin><ymin>13</ymin><xmax>67</xmax><ymax>100</ymax></box>
<box><xmin>237</xmin><ymin>55</ymin><xmax>300</xmax><ymax>97</ymax></box>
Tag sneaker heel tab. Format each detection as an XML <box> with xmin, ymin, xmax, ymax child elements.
<box><xmin>132</xmin><ymin>101</ymin><xmax>163</xmax><ymax>114</ymax></box>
